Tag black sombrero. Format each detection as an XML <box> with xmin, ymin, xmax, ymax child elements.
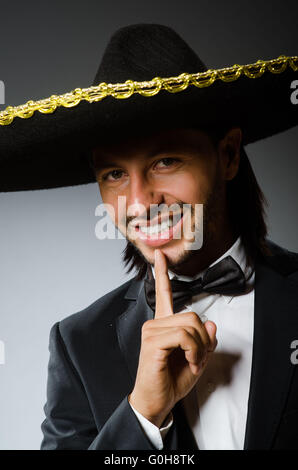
<box><xmin>0</xmin><ymin>23</ymin><xmax>297</xmax><ymax>192</ymax></box>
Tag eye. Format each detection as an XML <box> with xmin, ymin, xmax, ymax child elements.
<box><xmin>155</xmin><ymin>157</ymin><xmax>180</xmax><ymax>168</ymax></box>
<box><xmin>102</xmin><ymin>169</ymin><xmax>125</xmax><ymax>181</ymax></box>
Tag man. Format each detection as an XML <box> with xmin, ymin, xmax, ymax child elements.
<box><xmin>1</xmin><ymin>24</ymin><xmax>298</xmax><ymax>450</ymax></box>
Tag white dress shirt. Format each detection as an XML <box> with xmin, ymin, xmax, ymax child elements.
<box><xmin>129</xmin><ymin>236</ymin><xmax>255</xmax><ymax>450</ymax></box>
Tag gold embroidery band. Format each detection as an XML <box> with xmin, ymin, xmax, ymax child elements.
<box><xmin>0</xmin><ymin>55</ymin><xmax>297</xmax><ymax>126</ymax></box>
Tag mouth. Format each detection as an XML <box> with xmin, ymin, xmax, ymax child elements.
<box><xmin>132</xmin><ymin>212</ymin><xmax>185</xmax><ymax>247</ymax></box>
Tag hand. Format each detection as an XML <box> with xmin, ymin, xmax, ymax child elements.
<box><xmin>128</xmin><ymin>249</ymin><xmax>217</xmax><ymax>427</ymax></box>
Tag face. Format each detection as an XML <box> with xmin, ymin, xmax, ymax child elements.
<box><xmin>92</xmin><ymin>127</ymin><xmax>240</xmax><ymax>270</ymax></box>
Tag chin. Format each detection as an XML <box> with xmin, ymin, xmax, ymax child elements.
<box><xmin>139</xmin><ymin>238</ymin><xmax>190</xmax><ymax>267</ymax></box>
<box><xmin>164</xmin><ymin>246</ymin><xmax>194</xmax><ymax>269</ymax></box>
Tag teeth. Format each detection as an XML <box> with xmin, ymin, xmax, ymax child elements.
<box><xmin>139</xmin><ymin>219</ymin><xmax>173</xmax><ymax>235</ymax></box>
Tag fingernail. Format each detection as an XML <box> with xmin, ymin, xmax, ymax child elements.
<box><xmin>205</xmin><ymin>322</ymin><xmax>215</xmax><ymax>336</ymax></box>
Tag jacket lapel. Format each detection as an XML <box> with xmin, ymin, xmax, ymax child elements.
<box><xmin>244</xmin><ymin>251</ymin><xmax>297</xmax><ymax>449</ymax></box>
<box><xmin>116</xmin><ymin>279</ymin><xmax>154</xmax><ymax>382</ymax></box>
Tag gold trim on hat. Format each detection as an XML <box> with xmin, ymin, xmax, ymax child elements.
<box><xmin>0</xmin><ymin>55</ymin><xmax>297</xmax><ymax>126</ymax></box>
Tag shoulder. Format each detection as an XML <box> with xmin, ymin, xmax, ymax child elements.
<box><xmin>54</xmin><ymin>276</ymin><xmax>142</xmax><ymax>345</ymax></box>
<box><xmin>261</xmin><ymin>238</ymin><xmax>298</xmax><ymax>280</ymax></box>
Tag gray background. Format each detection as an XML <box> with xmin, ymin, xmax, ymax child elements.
<box><xmin>0</xmin><ymin>0</ymin><xmax>297</xmax><ymax>450</ymax></box>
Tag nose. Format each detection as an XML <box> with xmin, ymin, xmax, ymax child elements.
<box><xmin>126</xmin><ymin>171</ymin><xmax>163</xmax><ymax>219</ymax></box>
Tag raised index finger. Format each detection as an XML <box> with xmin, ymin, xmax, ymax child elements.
<box><xmin>154</xmin><ymin>249</ymin><xmax>174</xmax><ymax>318</ymax></box>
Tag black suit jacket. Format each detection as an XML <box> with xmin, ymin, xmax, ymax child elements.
<box><xmin>40</xmin><ymin>239</ymin><xmax>298</xmax><ymax>450</ymax></box>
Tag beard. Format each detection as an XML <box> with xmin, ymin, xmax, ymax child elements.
<box><xmin>122</xmin><ymin>164</ymin><xmax>225</xmax><ymax>275</ymax></box>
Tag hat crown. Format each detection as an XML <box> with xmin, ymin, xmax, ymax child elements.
<box><xmin>92</xmin><ymin>23</ymin><xmax>207</xmax><ymax>85</ymax></box>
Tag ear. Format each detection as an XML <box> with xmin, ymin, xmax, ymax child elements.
<box><xmin>217</xmin><ymin>128</ymin><xmax>242</xmax><ymax>181</ymax></box>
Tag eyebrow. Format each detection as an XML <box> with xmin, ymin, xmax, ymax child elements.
<box><xmin>92</xmin><ymin>144</ymin><xmax>166</xmax><ymax>170</ymax></box>
<box><xmin>92</xmin><ymin>139</ymin><xmax>195</xmax><ymax>171</ymax></box>
<box><xmin>93</xmin><ymin>160</ymin><xmax>122</xmax><ymax>170</ymax></box>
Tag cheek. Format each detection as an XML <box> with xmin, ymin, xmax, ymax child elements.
<box><xmin>99</xmin><ymin>189</ymin><xmax>121</xmax><ymax>226</ymax></box>
<box><xmin>164</xmin><ymin>171</ymin><xmax>210</xmax><ymax>204</ymax></box>
<box><xmin>99</xmin><ymin>181</ymin><xmax>132</xmax><ymax>226</ymax></box>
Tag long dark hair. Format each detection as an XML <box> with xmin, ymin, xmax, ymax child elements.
<box><xmin>121</xmin><ymin>126</ymin><xmax>271</xmax><ymax>280</ymax></box>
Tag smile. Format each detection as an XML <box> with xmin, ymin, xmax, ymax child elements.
<box><xmin>138</xmin><ymin>218</ymin><xmax>174</xmax><ymax>235</ymax></box>
<box><xmin>134</xmin><ymin>212</ymin><xmax>185</xmax><ymax>247</ymax></box>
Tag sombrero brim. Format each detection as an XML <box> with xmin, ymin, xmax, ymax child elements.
<box><xmin>0</xmin><ymin>55</ymin><xmax>297</xmax><ymax>192</ymax></box>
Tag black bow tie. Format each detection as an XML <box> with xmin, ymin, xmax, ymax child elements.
<box><xmin>144</xmin><ymin>255</ymin><xmax>247</xmax><ymax>313</ymax></box>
